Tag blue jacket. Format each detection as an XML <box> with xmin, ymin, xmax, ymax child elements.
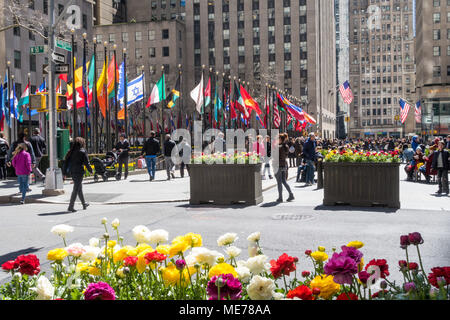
<box><xmin>411</xmin><ymin>136</ymin><xmax>419</xmax><ymax>153</ymax></box>
<box><xmin>303</xmin><ymin>138</ymin><xmax>316</xmax><ymax>161</ymax></box>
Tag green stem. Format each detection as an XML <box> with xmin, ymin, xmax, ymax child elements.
<box><xmin>415</xmin><ymin>246</ymin><xmax>428</xmax><ymax>284</ymax></box>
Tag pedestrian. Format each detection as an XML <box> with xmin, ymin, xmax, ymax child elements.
<box><xmin>288</xmin><ymin>138</ymin><xmax>296</xmax><ymax>167</ymax></box>
<box><xmin>114</xmin><ymin>133</ymin><xmax>130</xmax><ymax>180</ymax></box>
<box><xmin>164</xmin><ymin>134</ymin><xmax>176</xmax><ymax>180</ymax></box>
<box><xmin>7</xmin><ymin>133</ymin><xmax>36</xmax><ymax>191</ymax></box>
<box><xmin>141</xmin><ymin>131</ymin><xmax>160</xmax><ymax>181</ymax></box>
<box><xmin>432</xmin><ymin>141</ymin><xmax>449</xmax><ymax>196</ymax></box>
<box><xmin>63</xmin><ymin>137</ymin><xmax>93</xmax><ymax>213</ymax></box>
<box><xmin>446</xmin><ymin>135</ymin><xmax>450</xmax><ymax>150</ymax></box>
<box><xmin>213</xmin><ymin>132</ymin><xmax>226</xmax><ymax>154</ymax></box>
<box><xmin>275</xmin><ymin>133</ymin><xmax>294</xmax><ymax>202</ymax></box>
<box><xmin>303</xmin><ymin>132</ymin><xmax>317</xmax><ymax>186</ymax></box>
<box><xmin>294</xmin><ymin>137</ymin><xmax>303</xmax><ymax>167</ymax></box>
<box><xmin>0</xmin><ymin>132</ymin><xmax>9</xmax><ymax>180</ymax></box>
<box><xmin>11</xmin><ymin>143</ymin><xmax>32</xmax><ymax>205</ymax></box>
<box><xmin>178</xmin><ymin>136</ymin><xmax>190</xmax><ymax>178</ymax></box>
<box><xmin>29</xmin><ymin>128</ymin><xmax>46</xmax><ymax>182</ymax></box>
<box><xmin>262</xmin><ymin>135</ymin><xmax>273</xmax><ymax>180</ymax></box>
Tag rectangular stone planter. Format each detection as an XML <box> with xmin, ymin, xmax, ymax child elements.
<box><xmin>189</xmin><ymin>163</ymin><xmax>263</xmax><ymax>205</ymax></box>
<box><xmin>323</xmin><ymin>162</ymin><xmax>400</xmax><ymax>208</ymax></box>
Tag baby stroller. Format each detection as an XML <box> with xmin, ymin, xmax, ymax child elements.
<box><xmin>91</xmin><ymin>151</ymin><xmax>121</xmax><ymax>182</ymax></box>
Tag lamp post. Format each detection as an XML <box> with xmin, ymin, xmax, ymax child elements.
<box><xmin>123</xmin><ymin>48</ymin><xmax>128</xmax><ymax>138</ymax></box>
<box><xmin>160</xmin><ymin>65</ymin><xmax>166</xmax><ymax>148</ymax></box>
<box><xmin>27</xmin><ymin>72</ymin><xmax>31</xmax><ymax>137</ymax></box>
<box><xmin>71</xmin><ymin>28</ymin><xmax>77</xmax><ymax>140</ymax></box>
<box><xmin>82</xmin><ymin>32</ymin><xmax>89</xmax><ymax>149</ymax></box>
<box><xmin>93</xmin><ymin>37</ymin><xmax>98</xmax><ymax>153</ymax></box>
<box><xmin>6</xmin><ymin>61</ymin><xmax>11</xmax><ymax>144</ymax></box>
<box><xmin>104</xmin><ymin>41</ymin><xmax>110</xmax><ymax>152</ymax></box>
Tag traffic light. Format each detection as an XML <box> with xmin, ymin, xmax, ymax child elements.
<box><xmin>56</xmin><ymin>94</ymin><xmax>68</xmax><ymax>111</ymax></box>
<box><xmin>28</xmin><ymin>93</ymin><xmax>67</xmax><ymax>112</ymax></box>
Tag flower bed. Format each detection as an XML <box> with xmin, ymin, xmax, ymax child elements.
<box><xmin>1</xmin><ymin>220</ymin><xmax>448</xmax><ymax>300</ymax></box>
<box><xmin>191</xmin><ymin>152</ymin><xmax>261</xmax><ymax>165</ymax></box>
<box><xmin>322</xmin><ymin>149</ymin><xmax>401</xmax><ymax>163</ymax></box>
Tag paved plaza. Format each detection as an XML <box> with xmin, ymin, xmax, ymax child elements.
<box><xmin>0</xmin><ymin>166</ymin><xmax>449</xmax><ymax>285</ymax></box>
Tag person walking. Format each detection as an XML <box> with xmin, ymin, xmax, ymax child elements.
<box><xmin>262</xmin><ymin>135</ymin><xmax>273</xmax><ymax>180</ymax></box>
<box><xmin>11</xmin><ymin>143</ymin><xmax>32</xmax><ymax>204</ymax></box>
<box><xmin>178</xmin><ymin>136</ymin><xmax>190</xmax><ymax>178</ymax></box>
<box><xmin>141</xmin><ymin>131</ymin><xmax>161</xmax><ymax>181</ymax></box>
<box><xmin>288</xmin><ymin>138</ymin><xmax>296</xmax><ymax>167</ymax></box>
<box><xmin>7</xmin><ymin>133</ymin><xmax>36</xmax><ymax>191</ymax></box>
<box><xmin>275</xmin><ymin>133</ymin><xmax>294</xmax><ymax>202</ymax></box>
<box><xmin>29</xmin><ymin>128</ymin><xmax>46</xmax><ymax>182</ymax></box>
<box><xmin>303</xmin><ymin>133</ymin><xmax>317</xmax><ymax>186</ymax></box>
<box><xmin>114</xmin><ymin>133</ymin><xmax>130</xmax><ymax>180</ymax></box>
<box><xmin>432</xmin><ymin>141</ymin><xmax>449</xmax><ymax>196</ymax></box>
<box><xmin>164</xmin><ymin>134</ymin><xmax>176</xmax><ymax>180</ymax></box>
<box><xmin>0</xmin><ymin>132</ymin><xmax>9</xmax><ymax>180</ymax></box>
<box><xmin>63</xmin><ymin>137</ymin><xmax>93</xmax><ymax>213</ymax></box>
<box><xmin>294</xmin><ymin>137</ymin><xmax>303</xmax><ymax>167</ymax></box>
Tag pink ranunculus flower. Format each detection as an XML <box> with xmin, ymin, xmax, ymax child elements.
<box><xmin>84</xmin><ymin>282</ymin><xmax>116</xmax><ymax>300</ymax></box>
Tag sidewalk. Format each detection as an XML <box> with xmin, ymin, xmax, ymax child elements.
<box><xmin>0</xmin><ymin>167</ymin><xmax>298</xmax><ymax>205</ymax></box>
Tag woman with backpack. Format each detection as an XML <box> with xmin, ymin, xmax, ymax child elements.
<box><xmin>63</xmin><ymin>137</ymin><xmax>93</xmax><ymax>213</ymax></box>
<box><xmin>11</xmin><ymin>143</ymin><xmax>32</xmax><ymax>204</ymax></box>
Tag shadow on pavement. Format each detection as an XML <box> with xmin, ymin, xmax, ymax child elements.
<box><xmin>177</xmin><ymin>203</ymin><xmax>255</xmax><ymax>210</ymax></box>
<box><xmin>314</xmin><ymin>204</ymin><xmax>398</xmax><ymax>214</ymax></box>
<box><xmin>0</xmin><ymin>247</ymin><xmax>44</xmax><ymax>265</ymax></box>
<box><xmin>37</xmin><ymin>211</ymin><xmax>73</xmax><ymax>217</ymax></box>
<box><xmin>260</xmin><ymin>201</ymin><xmax>282</xmax><ymax>208</ymax></box>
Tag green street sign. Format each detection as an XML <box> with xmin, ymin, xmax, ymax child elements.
<box><xmin>56</xmin><ymin>38</ymin><xmax>72</xmax><ymax>52</ymax></box>
<box><xmin>30</xmin><ymin>45</ymin><xmax>48</xmax><ymax>54</ymax></box>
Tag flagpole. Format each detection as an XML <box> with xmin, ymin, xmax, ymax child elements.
<box><xmin>93</xmin><ymin>37</ymin><xmax>98</xmax><ymax>153</ymax></box>
<box><xmin>178</xmin><ymin>64</ymin><xmax>183</xmax><ymax>129</ymax></box>
<box><xmin>160</xmin><ymin>66</ymin><xmax>165</xmax><ymax>149</ymax></box>
<box><xmin>27</xmin><ymin>73</ymin><xmax>32</xmax><ymax>138</ymax></box>
<box><xmin>6</xmin><ymin>61</ymin><xmax>11</xmax><ymax>145</ymax></box>
<box><xmin>82</xmin><ymin>33</ymin><xmax>89</xmax><ymax>150</ymax></box>
<box><xmin>222</xmin><ymin>72</ymin><xmax>226</xmax><ymax>133</ymax></box>
<box><xmin>11</xmin><ymin>75</ymin><xmax>16</xmax><ymax>141</ymax></box>
<box><xmin>113</xmin><ymin>44</ymin><xmax>119</xmax><ymax>145</ymax></box>
<box><xmin>103</xmin><ymin>41</ymin><xmax>109</xmax><ymax>152</ymax></box>
<box><xmin>141</xmin><ymin>66</ymin><xmax>146</xmax><ymax>138</ymax></box>
<box><xmin>202</xmin><ymin>65</ymin><xmax>205</xmax><ymax>130</ymax></box>
<box><xmin>71</xmin><ymin>29</ymin><xmax>77</xmax><ymax>140</ymax></box>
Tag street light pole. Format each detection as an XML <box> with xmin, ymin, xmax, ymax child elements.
<box><xmin>71</xmin><ymin>28</ymin><xmax>77</xmax><ymax>140</ymax></box>
<box><xmin>43</xmin><ymin>0</ymin><xmax>64</xmax><ymax>196</ymax></box>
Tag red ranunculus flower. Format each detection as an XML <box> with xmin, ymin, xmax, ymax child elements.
<box><xmin>305</xmin><ymin>250</ymin><xmax>312</xmax><ymax>256</ymax></box>
<box><xmin>144</xmin><ymin>251</ymin><xmax>167</xmax><ymax>264</ymax></box>
<box><xmin>123</xmin><ymin>256</ymin><xmax>138</xmax><ymax>267</ymax></box>
<box><xmin>371</xmin><ymin>290</ymin><xmax>388</xmax><ymax>298</ymax></box>
<box><xmin>270</xmin><ymin>253</ymin><xmax>297</xmax><ymax>279</ymax></box>
<box><xmin>337</xmin><ymin>292</ymin><xmax>358</xmax><ymax>300</ymax></box>
<box><xmin>286</xmin><ymin>285</ymin><xmax>314</xmax><ymax>300</ymax></box>
<box><xmin>1</xmin><ymin>260</ymin><xmax>16</xmax><ymax>272</ymax></box>
<box><xmin>428</xmin><ymin>267</ymin><xmax>450</xmax><ymax>288</ymax></box>
<box><xmin>408</xmin><ymin>262</ymin><xmax>419</xmax><ymax>271</ymax></box>
<box><xmin>13</xmin><ymin>255</ymin><xmax>40</xmax><ymax>276</ymax></box>
<box><xmin>398</xmin><ymin>260</ymin><xmax>407</xmax><ymax>268</ymax></box>
<box><xmin>302</xmin><ymin>271</ymin><xmax>311</xmax><ymax>278</ymax></box>
<box><xmin>365</xmin><ymin>259</ymin><xmax>389</xmax><ymax>279</ymax></box>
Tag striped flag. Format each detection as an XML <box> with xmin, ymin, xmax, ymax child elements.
<box><xmin>339</xmin><ymin>80</ymin><xmax>354</xmax><ymax>104</ymax></box>
<box><xmin>399</xmin><ymin>98</ymin><xmax>411</xmax><ymax>124</ymax></box>
<box><xmin>273</xmin><ymin>92</ymin><xmax>281</xmax><ymax>129</ymax></box>
<box><xmin>415</xmin><ymin>101</ymin><xmax>422</xmax><ymax>123</ymax></box>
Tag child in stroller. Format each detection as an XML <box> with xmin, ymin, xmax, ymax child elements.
<box><xmin>91</xmin><ymin>151</ymin><xmax>121</xmax><ymax>182</ymax></box>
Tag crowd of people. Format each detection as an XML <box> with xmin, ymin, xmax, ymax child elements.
<box><xmin>1</xmin><ymin>129</ymin><xmax>449</xmax><ymax>208</ymax></box>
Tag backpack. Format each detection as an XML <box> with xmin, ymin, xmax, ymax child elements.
<box><xmin>289</xmin><ymin>146</ymin><xmax>295</xmax><ymax>154</ymax></box>
<box><xmin>0</xmin><ymin>142</ymin><xmax>8</xmax><ymax>157</ymax></box>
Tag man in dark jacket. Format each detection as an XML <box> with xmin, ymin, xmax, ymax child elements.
<box><xmin>30</xmin><ymin>129</ymin><xmax>46</xmax><ymax>181</ymax></box>
<box><xmin>432</xmin><ymin>141</ymin><xmax>449</xmax><ymax>195</ymax></box>
<box><xmin>0</xmin><ymin>132</ymin><xmax>9</xmax><ymax>180</ymax></box>
<box><xmin>141</xmin><ymin>131</ymin><xmax>161</xmax><ymax>181</ymax></box>
<box><xmin>164</xmin><ymin>134</ymin><xmax>176</xmax><ymax>180</ymax></box>
<box><xmin>114</xmin><ymin>134</ymin><xmax>130</xmax><ymax>180</ymax></box>
<box><xmin>303</xmin><ymin>133</ymin><xmax>317</xmax><ymax>186</ymax></box>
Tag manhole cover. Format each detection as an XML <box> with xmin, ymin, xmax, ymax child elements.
<box><xmin>271</xmin><ymin>214</ymin><xmax>314</xmax><ymax>221</ymax></box>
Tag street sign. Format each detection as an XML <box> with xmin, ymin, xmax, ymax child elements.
<box><xmin>43</xmin><ymin>64</ymin><xmax>50</xmax><ymax>75</ymax></box>
<box><xmin>30</xmin><ymin>45</ymin><xmax>48</xmax><ymax>55</ymax></box>
<box><xmin>55</xmin><ymin>64</ymin><xmax>70</xmax><ymax>74</ymax></box>
<box><xmin>52</xmin><ymin>52</ymin><xmax>65</xmax><ymax>63</ymax></box>
<box><xmin>56</xmin><ymin>38</ymin><xmax>72</xmax><ymax>52</ymax></box>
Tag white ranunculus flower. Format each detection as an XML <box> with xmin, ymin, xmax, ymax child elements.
<box><xmin>65</xmin><ymin>243</ymin><xmax>85</xmax><ymax>257</ymax></box>
<box><xmin>225</xmin><ymin>246</ymin><xmax>242</xmax><ymax>259</ymax></box>
<box><xmin>246</xmin><ymin>255</ymin><xmax>270</xmax><ymax>275</ymax></box>
<box><xmin>89</xmin><ymin>237</ymin><xmax>100</xmax><ymax>247</ymax></box>
<box><xmin>50</xmin><ymin>224</ymin><xmax>74</xmax><ymax>238</ymax></box>
<box><xmin>189</xmin><ymin>247</ymin><xmax>224</xmax><ymax>267</ymax></box>
<box><xmin>247</xmin><ymin>232</ymin><xmax>261</xmax><ymax>243</ymax></box>
<box><xmin>247</xmin><ymin>275</ymin><xmax>275</xmax><ymax>300</ymax></box>
<box><xmin>235</xmin><ymin>265</ymin><xmax>251</xmax><ymax>283</ymax></box>
<box><xmin>35</xmin><ymin>276</ymin><xmax>54</xmax><ymax>300</ymax></box>
<box><xmin>132</xmin><ymin>225</ymin><xmax>151</xmax><ymax>244</ymax></box>
<box><xmin>273</xmin><ymin>292</ymin><xmax>285</xmax><ymax>300</ymax></box>
<box><xmin>217</xmin><ymin>233</ymin><xmax>238</xmax><ymax>247</ymax></box>
<box><xmin>111</xmin><ymin>218</ymin><xmax>120</xmax><ymax>229</ymax></box>
<box><xmin>80</xmin><ymin>246</ymin><xmax>101</xmax><ymax>262</ymax></box>
<box><xmin>148</xmin><ymin>229</ymin><xmax>169</xmax><ymax>245</ymax></box>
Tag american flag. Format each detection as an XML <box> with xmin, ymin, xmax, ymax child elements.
<box><xmin>415</xmin><ymin>101</ymin><xmax>422</xmax><ymax>123</ymax></box>
<box><xmin>339</xmin><ymin>80</ymin><xmax>354</xmax><ymax>104</ymax></box>
<box><xmin>399</xmin><ymin>98</ymin><xmax>411</xmax><ymax>124</ymax></box>
<box><xmin>273</xmin><ymin>92</ymin><xmax>281</xmax><ymax>128</ymax></box>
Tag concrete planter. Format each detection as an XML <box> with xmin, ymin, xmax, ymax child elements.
<box><xmin>189</xmin><ymin>164</ymin><xmax>263</xmax><ymax>205</ymax></box>
<box><xmin>323</xmin><ymin>162</ymin><xmax>400</xmax><ymax>208</ymax></box>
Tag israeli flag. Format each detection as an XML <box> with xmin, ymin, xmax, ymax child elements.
<box><xmin>126</xmin><ymin>73</ymin><xmax>144</xmax><ymax>107</ymax></box>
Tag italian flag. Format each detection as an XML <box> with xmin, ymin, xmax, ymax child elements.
<box><xmin>146</xmin><ymin>74</ymin><xmax>166</xmax><ymax>108</ymax></box>
<box><xmin>18</xmin><ymin>84</ymin><xmax>30</xmax><ymax>122</ymax></box>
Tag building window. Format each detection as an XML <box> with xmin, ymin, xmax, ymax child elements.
<box><xmin>14</xmin><ymin>50</ymin><xmax>21</xmax><ymax>69</ymax></box>
<box><xmin>433</xmin><ymin>66</ymin><xmax>441</xmax><ymax>77</ymax></box>
<box><xmin>135</xmin><ymin>48</ymin><xmax>142</xmax><ymax>59</ymax></box>
<box><xmin>135</xmin><ymin>31</ymin><xmax>142</xmax><ymax>41</ymax></box>
<box><xmin>109</xmin><ymin>33</ymin><xmax>115</xmax><ymax>43</ymax></box>
<box><xmin>433</xmin><ymin>29</ymin><xmax>441</xmax><ymax>40</ymax></box>
<box><xmin>162</xmin><ymin>47</ymin><xmax>170</xmax><ymax>57</ymax></box>
<box><xmin>149</xmin><ymin>47</ymin><xmax>156</xmax><ymax>58</ymax></box>
<box><xmin>30</xmin><ymin>55</ymin><xmax>36</xmax><ymax>72</ymax></box>
<box><xmin>149</xmin><ymin>30</ymin><xmax>155</xmax><ymax>41</ymax></box>
<box><xmin>433</xmin><ymin>46</ymin><xmax>441</xmax><ymax>56</ymax></box>
<box><xmin>162</xmin><ymin>29</ymin><xmax>169</xmax><ymax>39</ymax></box>
<box><xmin>122</xmin><ymin>32</ymin><xmax>128</xmax><ymax>42</ymax></box>
<box><xmin>433</xmin><ymin>13</ymin><xmax>440</xmax><ymax>23</ymax></box>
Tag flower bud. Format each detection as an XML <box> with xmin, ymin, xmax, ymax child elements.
<box><xmin>408</xmin><ymin>232</ymin><xmax>423</xmax><ymax>246</ymax></box>
<box><xmin>217</xmin><ymin>257</ymin><xmax>225</xmax><ymax>264</ymax></box>
<box><xmin>215</xmin><ymin>276</ymin><xmax>225</xmax><ymax>288</ymax></box>
<box><xmin>400</xmin><ymin>235</ymin><xmax>410</xmax><ymax>249</ymax></box>
<box><xmin>301</xmin><ymin>271</ymin><xmax>310</xmax><ymax>278</ymax></box>
<box><xmin>429</xmin><ymin>287</ymin><xmax>439</xmax><ymax>298</ymax></box>
<box><xmin>101</xmin><ymin>217</ymin><xmax>108</xmax><ymax>225</ymax></box>
<box><xmin>13</xmin><ymin>273</ymin><xmax>21</xmax><ymax>280</ymax></box>
<box><xmin>380</xmin><ymin>280</ymin><xmax>388</xmax><ymax>289</ymax></box>
<box><xmin>293</xmin><ymin>257</ymin><xmax>299</xmax><ymax>263</ymax></box>
<box><xmin>403</xmin><ymin>282</ymin><xmax>416</xmax><ymax>292</ymax></box>
<box><xmin>437</xmin><ymin>276</ymin><xmax>446</xmax><ymax>287</ymax></box>
<box><xmin>119</xmin><ymin>236</ymin><xmax>124</xmax><ymax>242</ymax></box>
<box><xmin>175</xmin><ymin>259</ymin><xmax>186</xmax><ymax>271</ymax></box>
<box><xmin>123</xmin><ymin>267</ymin><xmax>130</xmax><ymax>274</ymax></box>
<box><xmin>305</xmin><ymin>250</ymin><xmax>312</xmax><ymax>256</ymax></box>
<box><xmin>194</xmin><ymin>263</ymin><xmax>201</xmax><ymax>270</ymax></box>
<box><xmin>318</xmin><ymin>246</ymin><xmax>326</xmax><ymax>252</ymax></box>
<box><xmin>398</xmin><ymin>260</ymin><xmax>407</xmax><ymax>268</ymax></box>
<box><xmin>103</xmin><ymin>233</ymin><xmax>110</xmax><ymax>240</ymax></box>
<box><xmin>111</xmin><ymin>218</ymin><xmax>120</xmax><ymax>229</ymax></box>
<box><xmin>408</xmin><ymin>262</ymin><xmax>418</xmax><ymax>271</ymax></box>
<box><xmin>312</xmin><ymin>287</ymin><xmax>321</xmax><ymax>295</ymax></box>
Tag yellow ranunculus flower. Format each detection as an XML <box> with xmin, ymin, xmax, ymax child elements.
<box><xmin>347</xmin><ymin>241</ymin><xmax>364</xmax><ymax>249</ymax></box>
<box><xmin>88</xmin><ymin>266</ymin><xmax>101</xmax><ymax>276</ymax></box>
<box><xmin>160</xmin><ymin>263</ymin><xmax>191</xmax><ymax>287</ymax></box>
<box><xmin>136</xmin><ymin>243</ymin><xmax>152</xmax><ymax>254</ymax></box>
<box><xmin>169</xmin><ymin>237</ymin><xmax>191</xmax><ymax>258</ymax></box>
<box><xmin>311</xmin><ymin>251</ymin><xmax>328</xmax><ymax>262</ymax></box>
<box><xmin>156</xmin><ymin>245</ymin><xmax>170</xmax><ymax>255</ymax></box>
<box><xmin>208</xmin><ymin>263</ymin><xmax>238</xmax><ymax>279</ymax></box>
<box><xmin>116</xmin><ymin>267</ymin><xmax>125</xmax><ymax>279</ymax></box>
<box><xmin>136</xmin><ymin>248</ymin><xmax>155</xmax><ymax>274</ymax></box>
<box><xmin>318</xmin><ymin>246</ymin><xmax>326</xmax><ymax>252</ymax></box>
<box><xmin>76</xmin><ymin>262</ymin><xmax>90</xmax><ymax>273</ymax></box>
<box><xmin>184</xmin><ymin>233</ymin><xmax>203</xmax><ymax>248</ymax></box>
<box><xmin>47</xmin><ymin>248</ymin><xmax>68</xmax><ymax>261</ymax></box>
<box><xmin>310</xmin><ymin>275</ymin><xmax>341</xmax><ymax>299</ymax></box>
<box><xmin>113</xmin><ymin>245</ymin><xmax>139</xmax><ymax>263</ymax></box>
<box><xmin>107</xmin><ymin>240</ymin><xmax>117</xmax><ymax>248</ymax></box>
